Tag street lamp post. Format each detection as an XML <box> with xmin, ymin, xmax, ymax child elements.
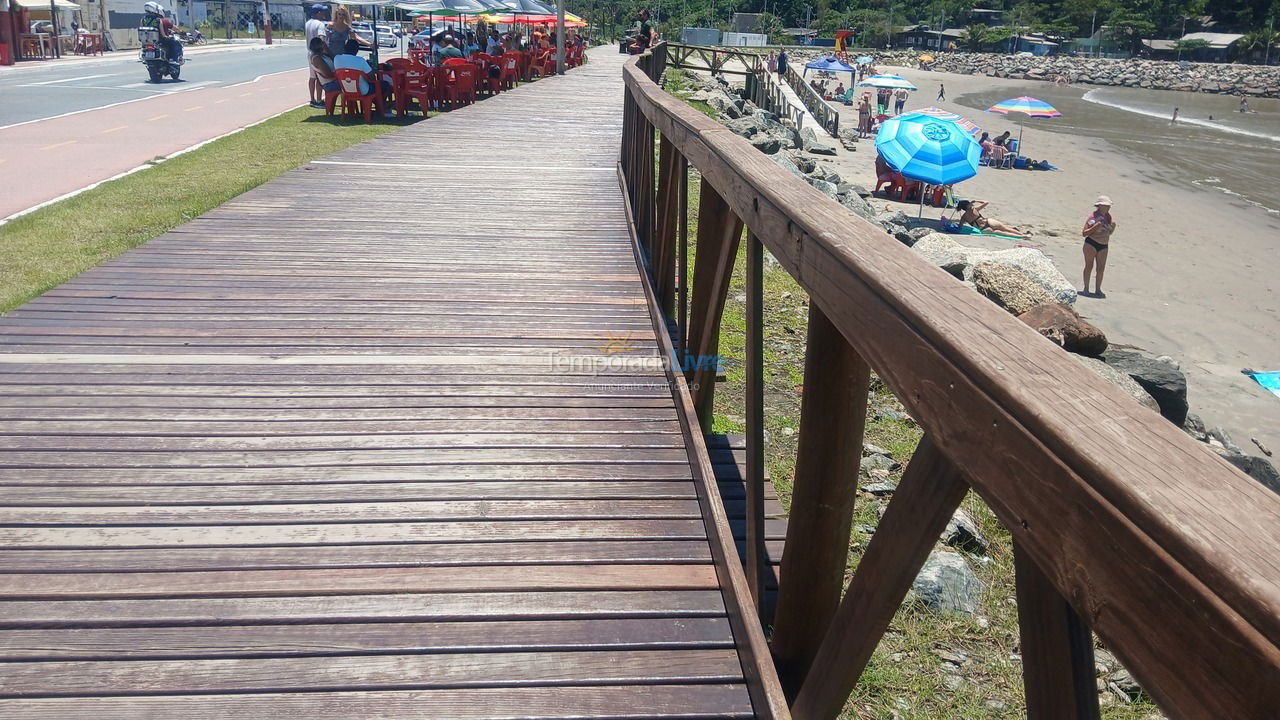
<box><xmin>1177</xmin><ymin>15</ymin><xmax>1186</xmax><ymax>61</ymax></box>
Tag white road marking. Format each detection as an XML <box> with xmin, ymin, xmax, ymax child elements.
<box><xmin>17</xmin><ymin>73</ymin><xmax>116</xmax><ymax>86</ymax></box>
<box><xmin>0</xmin><ymin>80</ymin><xmax>233</xmax><ymax>131</ymax></box>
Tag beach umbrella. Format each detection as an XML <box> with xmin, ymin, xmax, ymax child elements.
<box><xmin>856</xmin><ymin>74</ymin><xmax>918</xmax><ymax>90</ymax></box>
<box><xmin>919</xmin><ymin>54</ymin><xmax>935</xmax><ymax>62</ymax></box>
<box><xmin>856</xmin><ymin>55</ymin><xmax>873</xmax><ymax>64</ymax></box>
<box><xmin>914</xmin><ymin>106</ymin><xmax>982</xmax><ymax>136</ymax></box>
<box><xmin>875</xmin><ymin>112</ymin><xmax>982</xmax><ymax>216</ymax></box>
<box><xmin>986</xmin><ymin>96</ymin><xmax>1061</xmax><ymax>154</ymax></box>
<box><xmin>804</xmin><ymin>56</ymin><xmax>857</xmax><ymax>76</ymax></box>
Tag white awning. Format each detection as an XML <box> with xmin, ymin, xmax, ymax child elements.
<box><xmin>14</xmin><ymin>0</ymin><xmax>82</xmax><ymax>9</ymax></box>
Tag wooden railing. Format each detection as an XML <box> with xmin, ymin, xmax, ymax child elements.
<box><xmin>621</xmin><ymin>42</ymin><xmax>1280</xmax><ymax>720</ymax></box>
<box><xmin>782</xmin><ymin>63</ymin><xmax>841</xmax><ymax>136</ymax></box>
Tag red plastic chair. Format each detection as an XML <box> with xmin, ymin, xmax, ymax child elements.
<box><xmin>333</xmin><ymin>68</ymin><xmax>382</xmax><ymax>123</ymax></box>
<box><xmin>400</xmin><ymin>67</ymin><xmax>436</xmax><ymax>116</ymax></box>
<box><xmin>497</xmin><ymin>53</ymin><xmax>520</xmax><ymax>90</ymax></box>
<box><xmin>441</xmin><ymin>63</ymin><xmax>477</xmax><ymax>110</ymax></box>
<box><xmin>408</xmin><ymin>47</ymin><xmax>430</xmax><ymax>65</ymax></box>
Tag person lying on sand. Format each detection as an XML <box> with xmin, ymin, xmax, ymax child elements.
<box><xmin>955</xmin><ymin>200</ymin><xmax>1032</xmax><ymax>239</ymax></box>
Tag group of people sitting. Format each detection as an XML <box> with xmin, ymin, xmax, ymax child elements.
<box><xmin>978</xmin><ymin>130</ymin><xmax>1015</xmax><ymax>166</ymax></box>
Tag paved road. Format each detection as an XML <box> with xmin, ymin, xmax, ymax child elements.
<box><xmin>0</xmin><ymin>39</ymin><xmax>413</xmax><ymax>220</ymax></box>
<box><xmin>0</xmin><ymin>38</ymin><xmax>412</xmax><ymax>128</ymax></box>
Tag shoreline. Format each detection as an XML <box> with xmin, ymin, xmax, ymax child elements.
<box><xmin>788</xmin><ymin>48</ymin><xmax>1280</xmax><ymax>99</ymax></box>
<box><xmin>820</xmin><ymin>64</ymin><xmax>1279</xmax><ymax>457</ymax></box>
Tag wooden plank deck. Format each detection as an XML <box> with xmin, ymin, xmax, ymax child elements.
<box><xmin>0</xmin><ymin>51</ymin><xmax>779</xmax><ymax>718</ymax></box>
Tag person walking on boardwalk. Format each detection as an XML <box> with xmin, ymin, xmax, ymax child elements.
<box><xmin>937</xmin><ymin>82</ymin><xmax>946</xmax><ymax>101</ymax></box>
<box><xmin>1081</xmin><ymin>195</ymin><xmax>1117</xmax><ymax>297</ymax></box>
<box><xmin>777</xmin><ymin>48</ymin><xmax>788</xmax><ymax>77</ymax></box>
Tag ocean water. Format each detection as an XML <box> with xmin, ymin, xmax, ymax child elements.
<box><xmin>956</xmin><ymin>84</ymin><xmax>1280</xmax><ymax>216</ymax></box>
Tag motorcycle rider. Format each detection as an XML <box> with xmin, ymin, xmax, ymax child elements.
<box><xmin>141</xmin><ymin>2</ymin><xmax>183</xmax><ymax>63</ymax></box>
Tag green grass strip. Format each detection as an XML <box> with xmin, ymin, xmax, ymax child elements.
<box><xmin>0</xmin><ymin>107</ymin><xmax>420</xmax><ymax>313</ymax></box>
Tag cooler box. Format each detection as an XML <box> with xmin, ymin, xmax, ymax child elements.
<box><xmin>1013</xmin><ymin>156</ymin><xmax>1029</xmax><ymax>169</ymax></box>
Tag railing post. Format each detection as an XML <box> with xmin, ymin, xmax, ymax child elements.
<box><xmin>1015</xmin><ymin>541</ymin><xmax>1102</xmax><ymax>720</ymax></box>
<box><xmin>677</xmin><ymin>159</ymin><xmax>689</xmax><ymax>356</ymax></box>
<box><xmin>744</xmin><ymin>231</ymin><xmax>766</xmax><ymax>610</ymax></box>
<box><xmin>770</xmin><ymin>304</ymin><xmax>870</xmax><ymax>697</ymax></box>
<box><xmin>686</xmin><ymin>178</ymin><xmax>742</xmax><ymax>430</ymax></box>
<box><xmin>790</xmin><ymin>436</ymin><xmax>969</xmax><ymax>720</ymax></box>
<box><xmin>653</xmin><ymin>135</ymin><xmax>682</xmax><ymax>316</ymax></box>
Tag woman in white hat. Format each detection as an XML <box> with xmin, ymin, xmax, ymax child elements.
<box><xmin>1081</xmin><ymin>195</ymin><xmax>1117</xmax><ymax>297</ymax></box>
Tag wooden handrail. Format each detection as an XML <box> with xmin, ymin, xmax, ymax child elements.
<box><xmin>782</xmin><ymin>63</ymin><xmax>840</xmax><ymax>136</ymax></box>
<box><xmin>622</xmin><ymin>42</ymin><xmax>1280</xmax><ymax>720</ymax></box>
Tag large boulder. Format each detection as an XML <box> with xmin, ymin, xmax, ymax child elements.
<box><xmin>798</xmin><ymin>126</ymin><xmax>838</xmax><ymax>155</ymax></box>
<box><xmin>910</xmin><ymin>233</ymin><xmax>969</xmax><ymax>279</ymax></box>
<box><xmin>942</xmin><ymin>508</ymin><xmax>988</xmax><ymax>555</ymax></box>
<box><xmin>750</xmin><ymin>135</ymin><xmax>782</xmax><ymax>154</ymax></box>
<box><xmin>1075</xmin><ymin>356</ymin><xmax>1161</xmax><ymax>413</ymax></box>
<box><xmin>724</xmin><ymin>116</ymin><xmax>761</xmax><ymax>139</ymax></box>
<box><xmin>909</xmin><ymin>234</ymin><xmax>1077</xmax><ymax>304</ymax></box>
<box><xmin>805</xmin><ymin>177</ymin><xmax>838</xmax><ymax>198</ymax></box>
<box><xmin>912</xmin><ymin>550</ymin><xmax>984</xmax><ymax>615</ymax></box>
<box><xmin>1100</xmin><ymin>349</ymin><xmax>1188</xmax><ymax>426</ymax></box>
<box><xmin>838</xmin><ymin>192</ymin><xmax>876</xmax><ymax>220</ymax></box>
<box><xmin>1017</xmin><ymin>303</ymin><xmax>1108</xmax><ymax>357</ymax></box>
<box><xmin>788</xmin><ymin>153</ymin><xmax>817</xmax><ymax>174</ymax></box>
<box><xmin>972</xmin><ymin>262</ymin><xmax>1056</xmax><ymax>315</ymax></box>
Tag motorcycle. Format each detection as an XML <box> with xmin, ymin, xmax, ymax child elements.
<box><xmin>138</xmin><ymin>26</ymin><xmax>183</xmax><ymax>83</ymax></box>
<box><xmin>178</xmin><ymin>29</ymin><xmax>205</xmax><ymax>45</ymax></box>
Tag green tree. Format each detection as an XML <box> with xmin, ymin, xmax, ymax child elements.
<box><xmin>1105</xmin><ymin>7</ymin><xmax>1157</xmax><ymax>56</ymax></box>
<box><xmin>959</xmin><ymin>22</ymin><xmax>994</xmax><ymax>49</ymax></box>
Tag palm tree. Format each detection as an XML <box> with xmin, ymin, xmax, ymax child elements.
<box><xmin>960</xmin><ymin>23</ymin><xmax>991</xmax><ymax>51</ymax></box>
<box><xmin>1240</xmin><ymin>28</ymin><xmax>1279</xmax><ymax>63</ymax></box>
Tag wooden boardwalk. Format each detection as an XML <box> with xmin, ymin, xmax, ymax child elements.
<box><xmin>0</xmin><ymin>51</ymin><xmax>782</xmax><ymax>718</ymax></box>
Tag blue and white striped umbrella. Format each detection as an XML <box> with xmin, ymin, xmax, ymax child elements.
<box><xmin>874</xmin><ymin>112</ymin><xmax>981</xmax><ymax>186</ymax></box>
<box><xmin>856</xmin><ymin>74</ymin><xmax>918</xmax><ymax>90</ymax></box>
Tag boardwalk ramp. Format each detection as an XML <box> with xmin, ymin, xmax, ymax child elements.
<box><xmin>0</xmin><ymin>51</ymin><xmax>784</xmax><ymax>718</ymax></box>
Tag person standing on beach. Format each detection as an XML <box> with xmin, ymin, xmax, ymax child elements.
<box><xmin>937</xmin><ymin>83</ymin><xmax>945</xmax><ymax>101</ymax></box>
<box><xmin>1082</xmin><ymin>196</ymin><xmax>1117</xmax><ymax>297</ymax></box>
<box><xmin>1171</xmin><ymin>107</ymin><xmax>1179</xmax><ymax>124</ymax></box>
<box><xmin>893</xmin><ymin>88</ymin><xmax>908</xmax><ymax>115</ymax></box>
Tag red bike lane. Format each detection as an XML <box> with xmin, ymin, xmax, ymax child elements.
<box><xmin>0</xmin><ymin>68</ymin><xmax>308</xmax><ymax>220</ymax></box>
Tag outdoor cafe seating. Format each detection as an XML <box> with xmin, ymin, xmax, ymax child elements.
<box><xmin>323</xmin><ymin>42</ymin><xmax>579</xmax><ymax>124</ymax></box>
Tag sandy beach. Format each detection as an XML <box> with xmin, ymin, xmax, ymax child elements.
<box><xmin>811</xmin><ymin>65</ymin><xmax>1279</xmax><ymax>456</ymax></box>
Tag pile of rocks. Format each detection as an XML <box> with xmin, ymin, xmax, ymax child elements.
<box><xmin>907</xmin><ymin>233</ymin><xmax>1279</xmax><ymax>493</ymax></box>
<box><xmin>676</xmin><ymin>69</ymin><xmax>1280</xmax><ymax>494</ymax></box>
<box><xmin>788</xmin><ymin>48</ymin><xmax>1280</xmax><ymax>98</ymax></box>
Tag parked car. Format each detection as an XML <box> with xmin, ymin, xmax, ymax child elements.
<box><xmin>378</xmin><ymin>24</ymin><xmax>402</xmax><ymax>38</ymax></box>
<box><xmin>352</xmin><ymin>22</ymin><xmax>398</xmax><ymax>48</ymax></box>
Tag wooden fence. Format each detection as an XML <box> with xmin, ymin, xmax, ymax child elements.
<box><xmin>620</xmin><ymin>41</ymin><xmax>1280</xmax><ymax>720</ymax></box>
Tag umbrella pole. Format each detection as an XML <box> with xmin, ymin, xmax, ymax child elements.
<box><xmin>919</xmin><ymin>188</ymin><xmax>925</xmax><ymax>218</ymax></box>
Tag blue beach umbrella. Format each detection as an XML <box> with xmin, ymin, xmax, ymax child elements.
<box><xmin>856</xmin><ymin>74</ymin><xmax>918</xmax><ymax>90</ymax></box>
<box><xmin>875</xmin><ymin>112</ymin><xmax>982</xmax><ymax>215</ymax></box>
<box><xmin>856</xmin><ymin>55</ymin><xmax>873</xmax><ymax>64</ymax></box>
<box><xmin>804</xmin><ymin>56</ymin><xmax>857</xmax><ymax>74</ymax></box>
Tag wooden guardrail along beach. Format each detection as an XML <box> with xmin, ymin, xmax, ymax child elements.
<box><xmin>623</xmin><ymin>41</ymin><xmax>1280</xmax><ymax>720</ymax></box>
<box><xmin>0</xmin><ymin>41</ymin><xmax>1277</xmax><ymax>720</ymax></box>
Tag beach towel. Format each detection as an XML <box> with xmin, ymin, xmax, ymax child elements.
<box><xmin>939</xmin><ymin>222</ymin><xmax>1029</xmax><ymax>241</ymax></box>
<box><xmin>1246</xmin><ymin>371</ymin><xmax>1280</xmax><ymax>399</ymax></box>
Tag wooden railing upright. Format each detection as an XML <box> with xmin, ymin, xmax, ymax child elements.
<box><xmin>621</xmin><ymin>41</ymin><xmax>1280</xmax><ymax>720</ymax></box>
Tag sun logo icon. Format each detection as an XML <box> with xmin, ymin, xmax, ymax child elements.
<box><xmin>598</xmin><ymin>332</ymin><xmax>638</xmax><ymax>356</ymax></box>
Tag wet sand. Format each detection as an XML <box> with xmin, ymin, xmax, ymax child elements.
<box><xmin>820</xmin><ymin>66</ymin><xmax>1279</xmax><ymax>455</ymax></box>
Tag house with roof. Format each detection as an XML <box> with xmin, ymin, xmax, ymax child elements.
<box><xmin>1142</xmin><ymin>32</ymin><xmax>1245</xmax><ymax>62</ymax></box>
